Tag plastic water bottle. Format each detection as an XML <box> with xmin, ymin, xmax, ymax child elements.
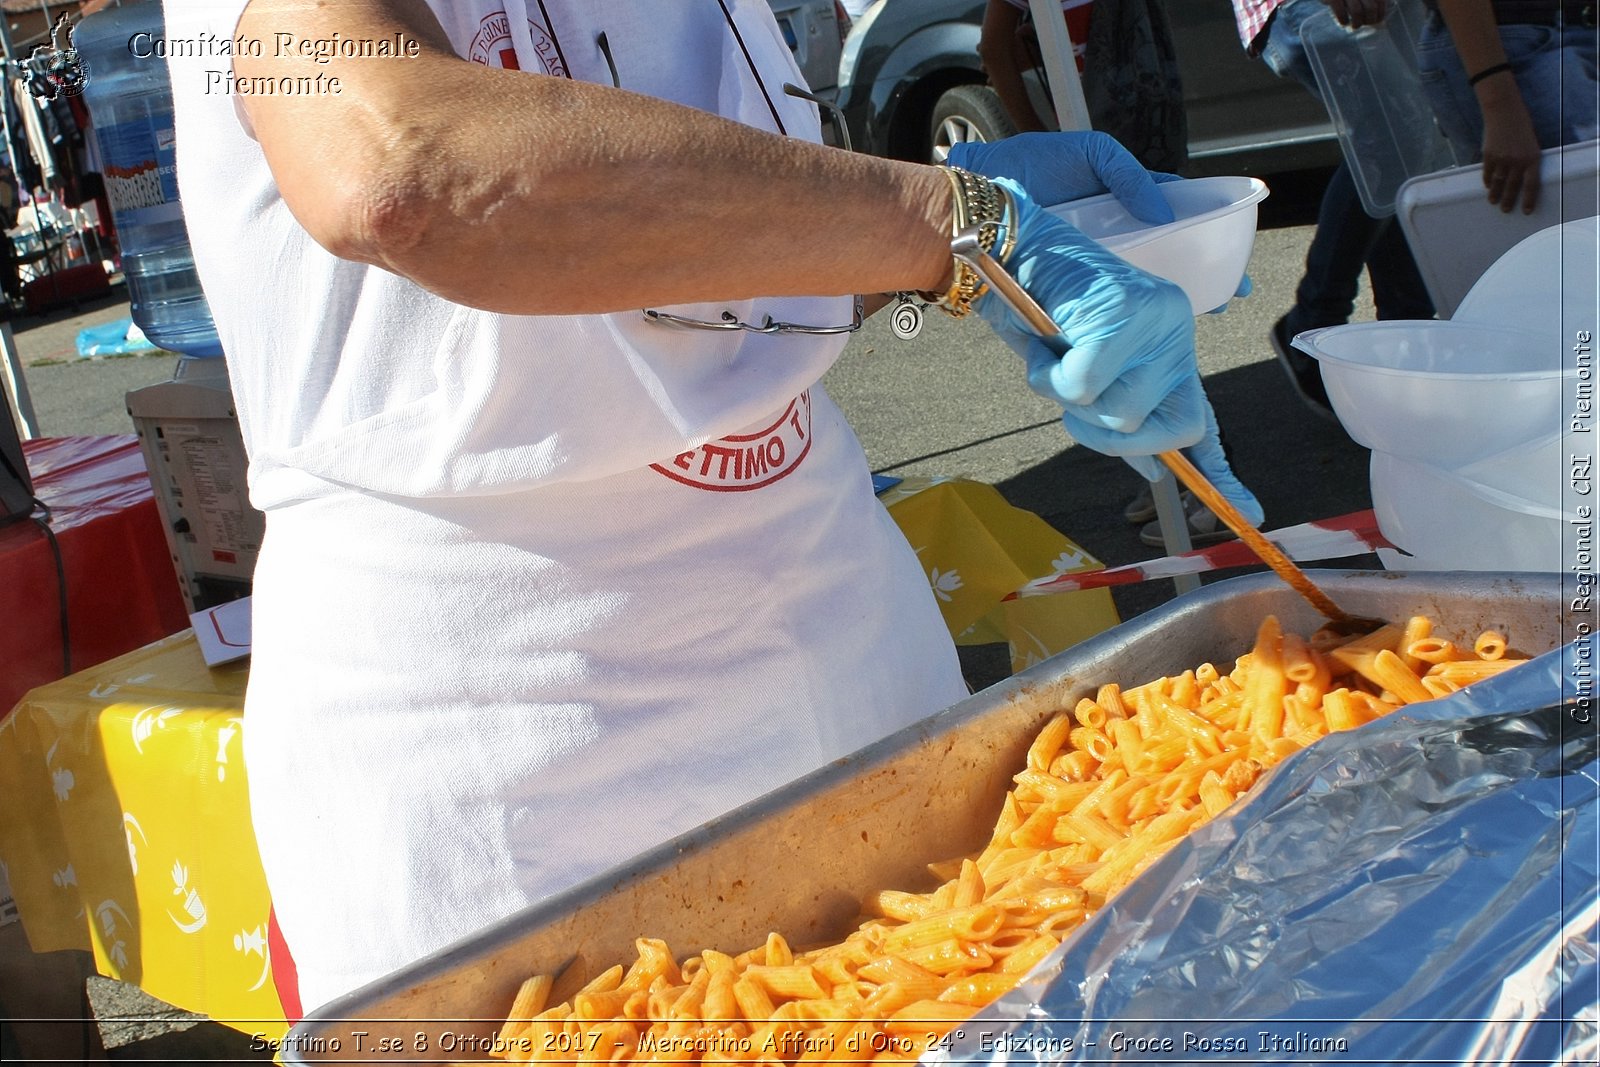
<box><xmin>76</xmin><ymin>0</ymin><xmax>223</xmax><ymax>358</ymax></box>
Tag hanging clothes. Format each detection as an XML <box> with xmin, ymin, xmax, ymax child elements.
<box><xmin>11</xmin><ymin>78</ymin><xmax>58</xmax><ymax>189</ymax></box>
<box><xmin>2</xmin><ymin>87</ymin><xmax>41</xmax><ymax>194</ymax></box>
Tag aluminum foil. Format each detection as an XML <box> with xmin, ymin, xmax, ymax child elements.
<box><xmin>938</xmin><ymin>635</ymin><xmax>1598</xmax><ymax>1066</ymax></box>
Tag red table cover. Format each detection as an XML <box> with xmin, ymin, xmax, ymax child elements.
<box><xmin>1</xmin><ymin>436</ymin><xmax>190</xmax><ymax>714</ymax></box>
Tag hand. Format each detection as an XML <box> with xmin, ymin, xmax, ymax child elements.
<box><xmin>1174</xmin><ymin>397</ymin><xmax>1265</xmax><ymax>526</ymax></box>
<box><xmin>977</xmin><ymin>178</ymin><xmax>1203</xmax><ymax>466</ymax></box>
<box><xmin>1478</xmin><ymin>90</ymin><xmax>1543</xmax><ymax>213</ymax></box>
<box><xmin>947</xmin><ymin>130</ymin><xmax>1177</xmax><ymax>223</ymax></box>
<box><xmin>1326</xmin><ymin>0</ymin><xmax>1388</xmax><ymax>29</ymax></box>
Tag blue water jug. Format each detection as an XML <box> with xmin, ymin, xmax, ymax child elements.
<box><xmin>75</xmin><ymin>0</ymin><xmax>222</xmax><ymax>357</ymax></box>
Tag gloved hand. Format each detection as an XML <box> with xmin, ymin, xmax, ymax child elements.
<box><xmin>978</xmin><ymin>177</ymin><xmax>1198</xmax><ymax>460</ymax></box>
<box><xmin>977</xmin><ymin>178</ymin><xmax>1264</xmax><ymax>524</ymax></box>
<box><xmin>1181</xmin><ymin>397</ymin><xmax>1265</xmax><ymax>527</ymax></box>
<box><xmin>951</xmin><ymin>132</ymin><xmax>1255</xmax><ymax>316</ymax></box>
<box><xmin>947</xmin><ymin>130</ymin><xmax>1177</xmax><ymax>222</ymax></box>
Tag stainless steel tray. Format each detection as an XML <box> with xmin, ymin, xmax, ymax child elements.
<box><xmin>285</xmin><ymin>570</ymin><xmax>1574</xmax><ymax>1064</ymax></box>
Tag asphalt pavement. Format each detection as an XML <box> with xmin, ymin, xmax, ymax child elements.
<box><xmin>4</xmin><ymin>167</ymin><xmax>1382</xmax><ymax>1061</ymax></box>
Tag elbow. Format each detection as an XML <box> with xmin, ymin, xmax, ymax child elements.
<box><xmin>291</xmin><ymin>150</ymin><xmax>437</xmax><ymax>269</ymax></box>
<box><xmin>331</xmin><ymin>173</ymin><xmax>432</xmax><ymax>269</ymax></box>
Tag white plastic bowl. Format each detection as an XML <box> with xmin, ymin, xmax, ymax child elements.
<box><xmin>1045</xmin><ymin>176</ymin><xmax>1269</xmax><ymax>314</ymax></box>
<box><xmin>1370</xmin><ymin>450</ymin><xmax>1568</xmax><ymax>572</ymax></box>
<box><xmin>1293</xmin><ymin>320</ymin><xmax>1570</xmax><ymax>468</ymax></box>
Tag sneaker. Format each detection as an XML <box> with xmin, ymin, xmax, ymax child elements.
<box><xmin>1270</xmin><ymin>315</ymin><xmax>1339</xmax><ymax>423</ymax></box>
<box><xmin>1123</xmin><ymin>485</ymin><xmax>1194</xmax><ymax>525</ymax></box>
<box><xmin>1139</xmin><ymin>504</ymin><xmax>1241</xmax><ymax>549</ymax></box>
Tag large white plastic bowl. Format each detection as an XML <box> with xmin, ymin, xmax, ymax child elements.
<box><xmin>1045</xmin><ymin>176</ymin><xmax>1268</xmax><ymax>314</ymax></box>
<box><xmin>1293</xmin><ymin>319</ymin><xmax>1569</xmax><ymax>468</ymax></box>
<box><xmin>1370</xmin><ymin>449</ymin><xmax>1568</xmax><ymax>572</ymax></box>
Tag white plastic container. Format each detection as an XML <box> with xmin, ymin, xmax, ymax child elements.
<box><xmin>1045</xmin><ymin>176</ymin><xmax>1269</xmax><ymax>315</ymax></box>
<box><xmin>1396</xmin><ymin>139</ymin><xmax>1600</xmax><ymax>317</ymax></box>
<box><xmin>1292</xmin><ymin>320</ymin><xmax>1568</xmax><ymax>467</ymax></box>
<box><xmin>1451</xmin><ymin>216</ymin><xmax>1600</xmax><ymax>333</ymax></box>
<box><xmin>1370</xmin><ymin>449</ymin><xmax>1568</xmax><ymax>572</ymax></box>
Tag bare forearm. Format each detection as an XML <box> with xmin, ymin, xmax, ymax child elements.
<box><xmin>385</xmin><ymin>79</ymin><xmax>955</xmax><ymax>313</ymax></box>
<box><xmin>1433</xmin><ymin>0</ymin><xmax>1541</xmax><ymax>209</ymax></box>
<box><xmin>235</xmin><ymin>0</ymin><xmax>953</xmax><ymax>315</ymax></box>
<box><xmin>1434</xmin><ymin>0</ymin><xmax>1521</xmax><ymax>109</ymax></box>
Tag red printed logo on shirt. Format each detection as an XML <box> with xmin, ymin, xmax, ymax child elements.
<box><xmin>467</xmin><ymin>11</ymin><xmax>567</xmax><ymax>76</ymax></box>
<box><xmin>652</xmin><ymin>393</ymin><xmax>814</xmax><ymax>492</ymax></box>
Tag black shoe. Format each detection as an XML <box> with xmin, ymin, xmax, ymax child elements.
<box><xmin>1270</xmin><ymin>315</ymin><xmax>1339</xmax><ymax>423</ymax></box>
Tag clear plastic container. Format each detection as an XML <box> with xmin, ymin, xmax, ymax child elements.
<box><xmin>1045</xmin><ymin>176</ymin><xmax>1268</xmax><ymax>315</ymax></box>
<box><xmin>1299</xmin><ymin>0</ymin><xmax>1459</xmax><ymax>217</ymax></box>
<box><xmin>77</xmin><ymin>0</ymin><xmax>223</xmax><ymax>358</ymax></box>
<box><xmin>1293</xmin><ymin>320</ymin><xmax>1569</xmax><ymax>467</ymax></box>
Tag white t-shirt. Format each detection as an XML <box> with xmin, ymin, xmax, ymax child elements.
<box><xmin>163</xmin><ymin>0</ymin><xmax>966</xmax><ymax>1011</ymax></box>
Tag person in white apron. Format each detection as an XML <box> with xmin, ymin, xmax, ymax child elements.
<box><xmin>162</xmin><ymin>0</ymin><xmax>1260</xmax><ymax>1012</ymax></box>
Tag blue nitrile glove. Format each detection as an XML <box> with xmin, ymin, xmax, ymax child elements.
<box><xmin>977</xmin><ymin>177</ymin><xmax>1200</xmax><ymax>468</ymax></box>
<box><xmin>950</xmin><ymin>134</ymin><xmax>1260</xmax><ymax>317</ymax></box>
<box><xmin>976</xmin><ymin>179</ymin><xmax>1266</xmax><ymax>525</ymax></box>
<box><xmin>1183</xmin><ymin>396</ymin><xmax>1266</xmax><ymax>526</ymax></box>
<box><xmin>947</xmin><ymin>131</ymin><xmax>1177</xmax><ymax>221</ymax></box>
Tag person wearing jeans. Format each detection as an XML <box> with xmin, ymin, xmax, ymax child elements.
<box><xmin>1415</xmin><ymin>0</ymin><xmax>1598</xmax><ymax>214</ymax></box>
<box><xmin>1235</xmin><ymin>0</ymin><xmax>1436</xmax><ymax>418</ymax></box>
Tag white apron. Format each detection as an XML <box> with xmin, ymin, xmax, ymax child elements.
<box><xmin>165</xmin><ymin>0</ymin><xmax>966</xmax><ymax>1010</ymax></box>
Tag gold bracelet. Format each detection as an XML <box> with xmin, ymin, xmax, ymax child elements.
<box><xmin>917</xmin><ymin>165</ymin><xmax>1010</xmax><ymax>319</ymax></box>
<box><xmin>897</xmin><ymin>166</ymin><xmax>1015</xmax><ymax>329</ymax></box>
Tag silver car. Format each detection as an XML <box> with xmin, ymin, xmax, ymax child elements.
<box><xmin>767</xmin><ymin>1</ymin><xmax>851</xmax><ymax>102</ymax></box>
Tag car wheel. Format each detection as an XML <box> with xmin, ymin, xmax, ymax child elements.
<box><xmin>929</xmin><ymin>85</ymin><xmax>1017</xmax><ymax>163</ymax></box>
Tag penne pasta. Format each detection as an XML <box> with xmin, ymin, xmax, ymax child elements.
<box><xmin>951</xmin><ymin>858</ymin><xmax>985</xmax><ymax>909</ymax></box>
<box><xmin>1421</xmin><ymin>675</ymin><xmax>1461</xmax><ymax>699</ymax></box>
<box><xmin>1369</xmin><ymin>649</ymin><xmax>1435</xmax><ymax>704</ymax></box>
<box><xmin>1068</xmin><ymin>725</ymin><xmax>1114</xmax><ymax>763</ymax></box>
<box><xmin>1094</xmin><ymin>683</ymin><xmax>1129</xmax><ymax>719</ymax></box>
<box><xmin>1027</xmin><ymin>712</ymin><xmax>1074</xmax><ymax>772</ymax></box>
<box><xmin>1474</xmin><ymin>629</ymin><xmax>1508</xmax><ymax>661</ymax></box>
<box><xmin>866</xmin><ymin>890</ymin><xmax>937</xmax><ymax>923</ymax></box>
<box><xmin>936</xmin><ymin>973</ymin><xmax>1017</xmax><ymax>1006</ymax></box>
<box><xmin>1050</xmin><ymin>749</ymin><xmax>1098</xmax><ymax>782</ymax></box>
<box><xmin>1399</xmin><ymin>615</ymin><xmax>1432</xmax><ymax>673</ymax></box>
<box><xmin>1406</xmin><ymin>635</ymin><xmax>1468</xmax><ymax>664</ymax></box>
<box><xmin>1429</xmin><ymin>658</ymin><xmax>1524</xmax><ymax>683</ymax></box>
<box><xmin>1073</xmin><ymin>698</ymin><xmax>1109</xmax><ymax>731</ymax></box>
<box><xmin>490</xmin><ymin>614</ymin><xmax>1530</xmax><ymax>1066</ymax></box>
<box><xmin>880</xmin><ymin>905</ymin><xmax>1003</xmax><ymax>952</ymax></box>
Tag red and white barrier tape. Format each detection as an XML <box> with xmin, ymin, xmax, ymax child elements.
<box><xmin>1007</xmin><ymin>509</ymin><xmax>1392</xmax><ymax>599</ymax></box>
